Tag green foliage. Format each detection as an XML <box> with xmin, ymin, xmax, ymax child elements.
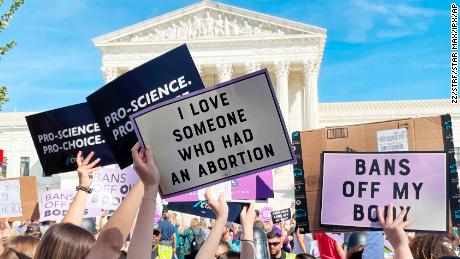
<box><xmin>0</xmin><ymin>0</ymin><xmax>24</xmax><ymax>109</ymax></box>
<box><xmin>0</xmin><ymin>86</ymin><xmax>8</xmax><ymax>110</ymax></box>
<box><xmin>0</xmin><ymin>0</ymin><xmax>24</xmax><ymax>58</ymax></box>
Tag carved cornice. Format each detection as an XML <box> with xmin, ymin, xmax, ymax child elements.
<box><xmin>274</xmin><ymin>61</ymin><xmax>289</xmax><ymax>78</ymax></box>
<box><xmin>244</xmin><ymin>62</ymin><xmax>261</xmax><ymax>73</ymax></box>
<box><xmin>117</xmin><ymin>9</ymin><xmax>300</xmax><ymax>43</ymax></box>
<box><xmin>216</xmin><ymin>63</ymin><xmax>233</xmax><ymax>81</ymax></box>
<box><xmin>303</xmin><ymin>60</ymin><xmax>320</xmax><ymax>75</ymax></box>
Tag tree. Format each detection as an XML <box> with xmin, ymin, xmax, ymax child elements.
<box><xmin>0</xmin><ymin>0</ymin><xmax>24</xmax><ymax>110</ymax></box>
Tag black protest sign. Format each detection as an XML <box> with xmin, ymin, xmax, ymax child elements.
<box><xmin>271</xmin><ymin>208</ymin><xmax>292</xmax><ymax>224</ymax></box>
<box><xmin>131</xmin><ymin>70</ymin><xmax>295</xmax><ymax>198</ymax></box>
<box><xmin>166</xmin><ymin>201</ymin><xmax>247</xmax><ymax>223</ymax></box>
<box><xmin>86</xmin><ymin>44</ymin><xmax>205</xmax><ymax>169</ymax></box>
<box><xmin>26</xmin><ymin>103</ymin><xmax>116</xmax><ymax>175</ymax></box>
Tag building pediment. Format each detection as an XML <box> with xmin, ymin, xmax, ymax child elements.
<box><xmin>93</xmin><ymin>1</ymin><xmax>326</xmax><ymax>45</ymax></box>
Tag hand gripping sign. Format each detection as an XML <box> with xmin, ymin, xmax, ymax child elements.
<box><xmin>130</xmin><ymin>69</ymin><xmax>295</xmax><ymax>198</ymax></box>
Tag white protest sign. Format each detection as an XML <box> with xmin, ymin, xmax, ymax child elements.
<box><xmin>40</xmin><ymin>189</ymin><xmax>100</xmax><ymax>222</ymax></box>
<box><xmin>89</xmin><ymin>166</ymin><xmax>139</xmax><ymax>210</ymax></box>
<box><xmin>0</xmin><ymin>179</ymin><xmax>22</xmax><ymax>218</ymax></box>
<box><xmin>130</xmin><ymin>70</ymin><xmax>295</xmax><ymax>197</ymax></box>
<box><xmin>197</xmin><ymin>181</ymin><xmax>232</xmax><ymax>201</ymax></box>
<box><xmin>377</xmin><ymin>128</ymin><xmax>408</xmax><ymax>152</ymax></box>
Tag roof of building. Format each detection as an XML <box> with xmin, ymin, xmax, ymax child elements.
<box><xmin>319</xmin><ymin>99</ymin><xmax>457</xmax><ymax>112</ymax></box>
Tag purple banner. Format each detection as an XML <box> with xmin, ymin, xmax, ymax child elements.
<box><xmin>320</xmin><ymin>152</ymin><xmax>447</xmax><ymax>232</ymax></box>
<box><xmin>166</xmin><ymin>170</ymin><xmax>273</xmax><ymax>202</ymax></box>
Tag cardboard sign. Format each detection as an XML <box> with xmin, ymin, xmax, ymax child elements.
<box><xmin>320</xmin><ymin>152</ymin><xmax>448</xmax><ymax>232</ymax></box>
<box><xmin>166</xmin><ymin>201</ymin><xmax>247</xmax><ymax>223</ymax></box>
<box><xmin>0</xmin><ymin>179</ymin><xmax>22</xmax><ymax>218</ymax></box>
<box><xmin>26</xmin><ymin>103</ymin><xmax>116</xmax><ymax>175</ymax></box>
<box><xmin>88</xmin><ymin>167</ymin><xmax>139</xmax><ymax>210</ymax></box>
<box><xmin>0</xmin><ymin>177</ymin><xmax>38</xmax><ymax>221</ymax></box>
<box><xmin>131</xmin><ymin>70</ymin><xmax>295</xmax><ymax>198</ymax></box>
<box><xmin>271</xmin><ymin>208</ymin><xmax>291</xmax><ymax>224</ymax></box>
<box><xmin>40</xmin><ymin>190</ymin><xmax>100</xmax><ymax>222</ymax></box>
<box><xmin>87</xmin><ymin>44</ymin><xmax>205</xmax><ymax>169</ymax></box>
<box><xmin>165</xmin><ymin>170</ymin><xmax>274</xmax><ymax>202</ymax></box>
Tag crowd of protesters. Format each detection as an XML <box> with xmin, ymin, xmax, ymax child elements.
<box><xmin>0</xmin><ymin>144</ymin><xmax>459</xmax><ymax>259</ymax></box>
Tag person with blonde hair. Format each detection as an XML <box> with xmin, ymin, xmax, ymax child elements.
<box><xmin>0</xmin><ymin>235</ymin><xmax>40</xmax><ymax>259</ymax></box>
<box><xmin>182</xmin><ymin>218</ymin><xmax>205</xmax><ymax>259</ymax></box>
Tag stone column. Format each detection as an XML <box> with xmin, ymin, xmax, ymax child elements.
<box><xmin>274</xmin><ymin>61</ymin><xmax>290</xmax><ymax>132</ymax></box>
<box><xmin>101</xmin><ymin>66</ymin><xmax>118</xmax><ymax>84</ymax></box>
<box><xmin>216</xmin><ymin>63</ymin><xmax>232</xmax><ymax>83</ymax></box>
<box><xmin>302</xmin><ymin>60</ymin><xmax>320</xmax><ymax>130</ymax></box>
<box><xmin>244</xmin><ymin>62</ymin><xmax>261</xmax><ymax>73</ymax></box>
<box><xmin>196</xmin><ymin>64</ymin><xmax>204</xmax><ymax>80</ymax></box>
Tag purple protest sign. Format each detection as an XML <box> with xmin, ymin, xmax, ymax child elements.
<box><xmin>259</xmin><ymin>206</ymin><xmax>273</xmax><ymax>221</ymax></box>
<box><xmin>231</xmin><ymin>170</ymin><xmax>274</xmax><ymax>200</ymax></box>
<box><xmin>40</xmin><ymin>190</ymin><xmax>100</xmax><ymax>222</ymax></box>
<box><xmin>165</xmin><ymin>170</ymin><xmax>274</xmax><ymax>202</ymax></box>
<box><xmin>320</xmin><ymin>152</ymin><xmax>447</xmax><ymax>232</ymax></box>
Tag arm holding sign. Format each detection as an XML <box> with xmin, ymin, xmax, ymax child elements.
<box><xmin>62</xmin><ymin>151</ymin><xmax>100</xmax><ymax>226</ymax></box>
<box><xmin>377</xmin><ymin>204</ymin><xmax>413</xmax><ymax>259</ymax></box>
<box><xmin>240</xmin><ymin>203</ymin><xmax>256</xmax><ymax>259</ymax></box>
<box><xmin>196</xmin><ymin>188</ymin><xmax>228</xmax><ymax>259</ymax></box>
<box><xmin>87</xmin><ymin>147</ymin><xmax>145</xmax><ymax>259</ymax></box>
<box><xmin>127</xmin><ymin>143</ymin><xmax>160</xmax><ymax>259</ymax></box>
<box><xmin>87</xmin><ymin>181</ymin><xmax>143</xmax><ymax>259</ymax></box>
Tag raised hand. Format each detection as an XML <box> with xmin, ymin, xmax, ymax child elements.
<box><xmin>377</xmin><ymin>204</ymin><xmax>413</xmax><ymax>259</ymax></box>
<box><xmin>240</xmin><ymin>203</ymin><xmax>256</xmax><ymax>228</ymax></box>
<box><xmin>76</xmin><ymin>151</ymin><xmax>100</xmax><ymax>187</ymax></box>
<box><xmin>205</xmin><ymin>187</ymin><xmax>228</xmax><ymax>221</ymax></box>
<box><xmin>131</xmin><ymin>142</ymin><xmax>160</xmax><ymax>189</ymax></box>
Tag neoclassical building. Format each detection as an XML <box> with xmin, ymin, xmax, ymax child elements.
<box><xmin>0</xmin><ymin>1</ymin><xmax>459</xmax><ymax>209</ymax></box>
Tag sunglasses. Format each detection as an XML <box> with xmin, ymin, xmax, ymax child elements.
<box><xmin>268</xmin><ymin>242</ymin><xmax>281</xmax><ymax>247</ymax></box>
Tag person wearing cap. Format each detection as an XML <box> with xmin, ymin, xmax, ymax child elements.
<box><xmin>267</xmin><ymin>230</ymin><xmax>296</xmax><ymax>259</ymax></box>
<box><xmin>151</xmin><ymin>229</ymin><xmax>160</xmax><ymax>259</ymax></box>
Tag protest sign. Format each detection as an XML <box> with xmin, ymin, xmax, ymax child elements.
<box><xmin>271</xmin><ymin>208</ymin><xmax>291</xmax><ymax>224</ymax></box>
<box><xmin>88</xmin><ymin>167</ymin><xmax>139</xmax><ymax>210</ymax></box>
<box><xmin>320</xmin><ymin>151</ymin><xmax>448</xmax><ymax>232</ymax></box>
<box><xmin>0</xmin><ymin>179</ymin><xmax>22</xmax><ymax>218</ymax></box>
<box><xmin>0</xmin><ymin>177</ymin><xmax>38</xmax><ymax>221</ymax></box>
<box><xmin>165</xmin><ymin>170</ymin><xmax>274</xmax><ymax>202</ymax></box>
<box><xmin>231</xmin><ymin>170</ymin><xmax>274</xmax><ymax>200</ymax></box>
<box><xmin>166</xmin><ymin>201</ymin><xmax>247</xmax><ymax>223</ymax></box>
<box><xmin>197</xmin><ymin>181</ymin><xmax>232</xmax><ymax>200</ymax></box>
<box><xmin>87</xmin><ymin>44</ymin><xmax>205</xmax><ymax>169</ymax></box>
<box><xmin>131</xmin><ymin>70</ymin><xmax>295</xmax><ymax>198</ymax></box>
<box><xmin>259</xmin><ymin>206</ymin><xmax>273</xmax><ymax>221</ymax></box>
<box><xmin>40</xmin><ymin>190</ymin><xmax>100</xmax><ymax>222</ymax></box>
<box><xmin>26</xmin><ymin>103</ymin><xmax>116</xmax><ymax>175</ymax></box>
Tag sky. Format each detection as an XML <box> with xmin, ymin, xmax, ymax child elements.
<box><xmin>0</xmin><ymin>0</ymin><xmax>451</xmax><ymax>112</ymax></box>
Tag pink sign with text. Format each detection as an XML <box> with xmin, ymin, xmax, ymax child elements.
<box><xmin>320</xmin><ymin>152</ymin><xmax>447</xmax><ymax>232</ymax></box>
<box><xmin>166</xmin><ymin>170</ymin><xmax>273</xmax><ymax>202</ymax></box>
